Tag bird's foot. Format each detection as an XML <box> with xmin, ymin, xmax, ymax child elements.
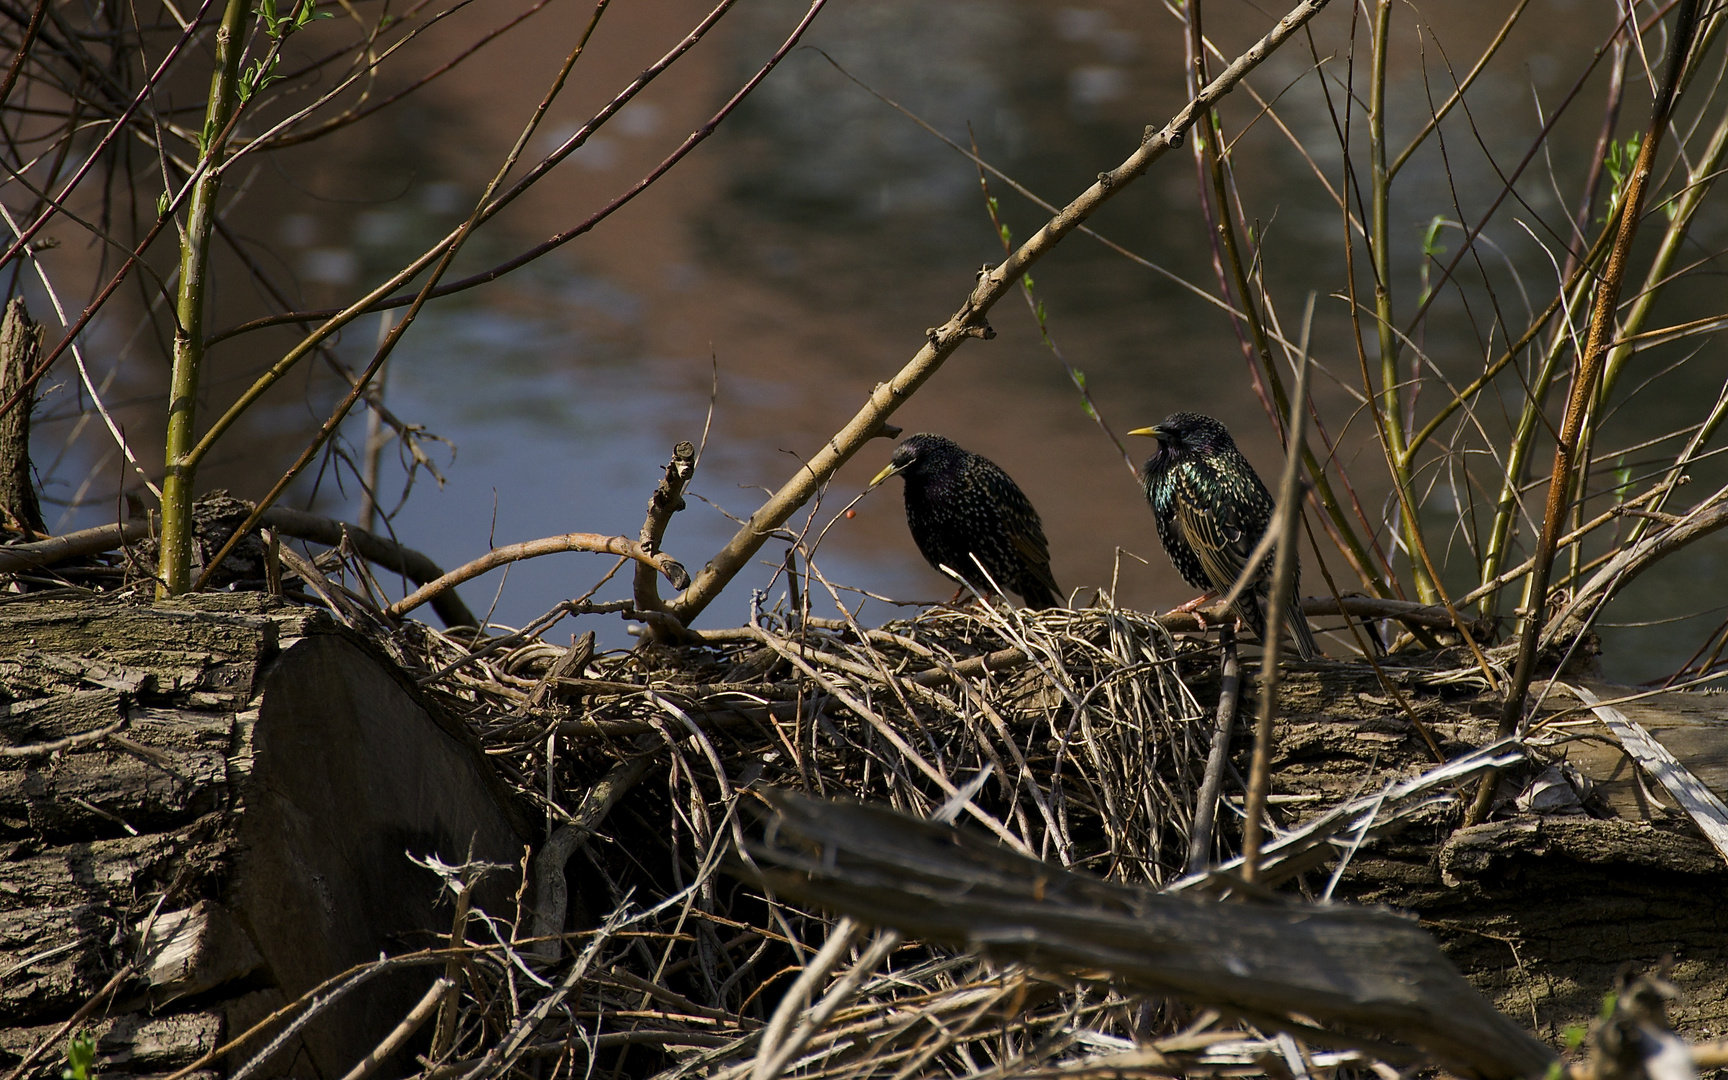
<box><xmin>1171</xmin><ymin>591</ymin><xmax>1219</xmax><ymax>629</ymax></box>
<box><xmin>943</xmin><ymin>588</ymin><xmax>999</xmax><ymax>609</ymax></box>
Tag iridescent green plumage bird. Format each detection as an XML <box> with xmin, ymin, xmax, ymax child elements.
<box><xmin>869</xmin><ymin>433</ymin><xmax>1062</xmax><ymax>609</ymax></box>
<box><xmin>1129</xmin><ymin>413</ymin><xmax>1317</xmax><ymax>660</ymax></box>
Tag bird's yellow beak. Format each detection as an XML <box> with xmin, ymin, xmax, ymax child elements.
<box><xmin>1126</xmin><ymin>425</ymin><xmax>1163</xmax><ymax>439</ymax></box>
<box><xmin>868</xmin><ymin>462</ymin><xmax>902</xmax><ymax>488</ymax></box>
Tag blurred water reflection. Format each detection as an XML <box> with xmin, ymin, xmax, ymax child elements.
<box><xmin>28</xmin><ymin>0</ymin><xmax>1727</xmax><ymax>680</ymax></box>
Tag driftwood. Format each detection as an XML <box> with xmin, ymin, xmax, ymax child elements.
<box><xmin>0</xmin><ymin>594</ymin><xmax>522</xmax><ymax>1079</ymax></box>
<box><xmin>738</xmin><ymin>789</ymin><xmax>1558</xmax><ymax>1080</ymax></box>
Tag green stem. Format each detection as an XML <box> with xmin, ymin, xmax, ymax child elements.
<box><xmin>1467</xmin><ymin>0</ymin><xmax>1701</xmax><ymax>828</ymax></box>
<box><xmin>157</xmin><ymin>0</ymin><xmax>250</xmax><ymax>597</ymax></box>
<box><xmin>1205</xmin><ymin>121</ymin><xmax>1389</xmax><ymax>595</ymax></box>
<box><xmin>1475</xmin><ymin>263</ymin><xmax>1598</xmax><ymax>618</ymax></box>
<box><xmin>1367</xmin><ymin>0</ymin><xmax>1434</xmax><ymax>602</ymax></box>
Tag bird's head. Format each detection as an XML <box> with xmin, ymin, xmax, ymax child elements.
<box><xmin>869</xmin><ymin>433</ymin><xmax>959</xmax><ymax>487</ymax></box>
<box><xmin>1126</xmin><ymin>412</ymin><xmax>1235</xmax><ymax>464</ymax></box>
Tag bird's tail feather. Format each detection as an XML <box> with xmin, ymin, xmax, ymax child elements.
<box><xmin>1237</xmin><ymin>592</ymin><xmax>1319</xmax><ymax>661</ymax></box>
<box><xmin>1287</xmin><ymin>597</ymin><xmax>1319</xmax><ymax>661</ymax></box>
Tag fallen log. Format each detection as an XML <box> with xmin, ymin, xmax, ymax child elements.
<box><xmin>737</xmin><ymin>789</ymin><xmax>1559</xmax><ymax>1080</ymax></box>
<box><xmin>0</xmin><ymin>594</ymin><xmax>524</xmax><ymax>1079</ymax></box>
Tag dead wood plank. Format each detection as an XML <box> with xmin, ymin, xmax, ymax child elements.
<box><xmin>739</xmin><ymin>789</ymin><xmax>1558</xmax><ymax>1080</ymax></box>
<box><xmin>1563</xmin><ymin>685</ymin><xmax>1728</xmax><ymax>864</ymax></box>
<box><xmin>1553</xmin><ymin>683</ymin><xmax>1728</xmax><ymax>824</ymax></box>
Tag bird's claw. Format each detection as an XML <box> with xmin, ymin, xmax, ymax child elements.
<box><xmin>1171</xmin><ymin>592</ymin><xmax>1218</xmax><ymax>628</ymax></box>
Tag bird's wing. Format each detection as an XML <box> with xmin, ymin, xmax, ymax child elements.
<box><xmin>978</xmin><ymin>460</ymin><xmax>1060</xmax><ymax>598</ymax></box>
<box><xmin>1172</xmin><ymin>468</ymin><xmax>1256</xmax><ymax>593</ymax></box>
<box><xmin>1009</xmin><ymin>526</ymin><xmax>1061</xmax><ymax>597</ymax></box>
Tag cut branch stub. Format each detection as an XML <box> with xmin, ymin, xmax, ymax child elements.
<box><xmin>635</xmin><ymin>441</ymin><xmax>696</xmax><ymax>614</ymax></box>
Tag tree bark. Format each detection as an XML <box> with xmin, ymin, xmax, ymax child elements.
<box><xmin>0</xmin><ymin>594</ymin><xmax>525</xmax><ymax>1079</ymax></box>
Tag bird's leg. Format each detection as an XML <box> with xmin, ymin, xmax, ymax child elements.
<box><xmin>1171</xmin><ymin>591</ymin><xmax>1218</xmax><ymax>629</ymax></box>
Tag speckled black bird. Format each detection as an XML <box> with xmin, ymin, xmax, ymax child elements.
<box><xmin>1128</xmin><ymin>413</ymin><xmax>1317</xmax><ymax>659</ymax></box>
<box><xmin>869</xmin><ymin>434</ymin><xmax>1062</xmax><ymax>609</ymax></box>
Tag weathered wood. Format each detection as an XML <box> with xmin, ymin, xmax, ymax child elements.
<box><xmin>0</xmin><ymin>299</ymin><xmax>44</xmax><ymax>538</ymax></box>
<box><xmin>138</xmin><ymin>901</ymin><xmax>264</xmax><ymax>1010</ymax></box>
<box><xmin>740</xmin><ymin>789</ymin><xmax>1559</xmax><ymax>1080</ymax></box>
<box><xmin>0</xmin><ymin>594</ymin><xmax>525</xmax><ymax>1080</ymax></box>
<box><xmin>1</xmin><ymin>705</ymin><xmax>231</xmax><ymax>838</ymax></box>
<box><xmin>1553</xmin><ymin>682</ymin><xmax>1728</xmax><ymax>820</ymax></box>
<box><xmin>1256</xmin><ymin>666</ymin><xmax>1728</xmax><ymax>1042</ymax></box>
<box><xmin>0</xmin><ymin>1010</ymin><xmax>222</xmax><ymax>1076</ymax></box>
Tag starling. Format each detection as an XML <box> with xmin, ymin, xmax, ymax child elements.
<box><xmin>869</xmin><ymin>433</ymin><xmax>1062</xmax><ymax>609</ymax></box>
<box><xmin>1128</xmin><ymin>412</ymin><xmax>1318</xmax><ymax>660</ymax></box>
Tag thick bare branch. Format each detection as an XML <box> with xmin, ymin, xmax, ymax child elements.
<box><xmin>0</xmin><ymin>521</ymin><xmax>150</xmax><ymax>572</ymax></box>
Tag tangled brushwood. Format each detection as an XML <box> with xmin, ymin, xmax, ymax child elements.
<box><xmin>8</xmin><ymin>520</ymin><xmax>1728</xmax><ymax>1080</ymax></box>
<box><xmin>257</xmin><ymin>573</ymin><xmax>1521</xmax><ymax>1080</ymax></box>
<box><xmin>378</xmin><ymin>600</ymin><xmax>1275</xmax><ymax>1080</ymax></box>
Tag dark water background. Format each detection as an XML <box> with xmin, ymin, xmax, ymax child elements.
<box><xmin>24</xmin><ymin>0</ymin><xmax>1728</xmax><ymax>680</ymax></box>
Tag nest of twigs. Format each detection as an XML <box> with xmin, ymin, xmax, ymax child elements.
<box><xmin>8</xmin><ymin>501</ymin><xmax>1648</xmax><ymax>1080</ymax></box>
<box><xmin>350</xmin><ymin>584</ymin><xmax>1262</xmax><ymax>1080</ymax></box>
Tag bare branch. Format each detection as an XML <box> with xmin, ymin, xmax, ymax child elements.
<box><xmin>388</xmin><ymin>534</ymin><xmax>689</xmax><ymax>620</ymax></box>
<box><xmin>667</xmin><ymin>0</ymin><xmax>1333</xmax><ymax>623</ymax></box>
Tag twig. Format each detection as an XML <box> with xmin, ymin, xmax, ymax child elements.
<box><xmin>1546</xmin><ymin>489</ymin><xmax>1728</xmax><ymax>645</ymax></box>
<box><xmin>338</xmin><ymin>977</ymin><xmax>453</xmax><ymax>1080</ymax></box>
<box><xmin>389</xmin><ymin>533</ymin><xmax>689</xmax><ymax>619</ymax></box>
<box><xmin>529</xmin><ymin>746</ymin><xmax>657</xmax><ymax>961</ymax></box>
<box><xmin>749</xmin><ymin>923</ymin><xmax>901</xmax><ymax>1080</ymax></box>
<box><xmin>456</xmin><ymin>901</ymin><xmax>636</xmax><ymax>1080</ymax></box>
<box><xmin>258</xmin><ymin>506</ymin><xmax>476</xmax><ymax>627</ymax></box>
<box><xmin>748</xmin><ymin>917</ymin><xmax>861</xmax><ymax>1080</ymax></box>
<box><xmin>0</xmin><ymin>716</ymin><xmax>128</xmax><ymax>759</ymax></box>
<box><xmin>1185</xmin><ymin>625</ymin><xmax>1241</xmax><ymax>877</ymax></box>
<box><xmin>1241</xmin><ymin>322</ymin><xmax>1310</xmax><ymax>884</ymax></box>
<box><xmin>430</xmin><ymin>880</ymin><xmax>474</xmax><ymax>1062</ymax></box>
